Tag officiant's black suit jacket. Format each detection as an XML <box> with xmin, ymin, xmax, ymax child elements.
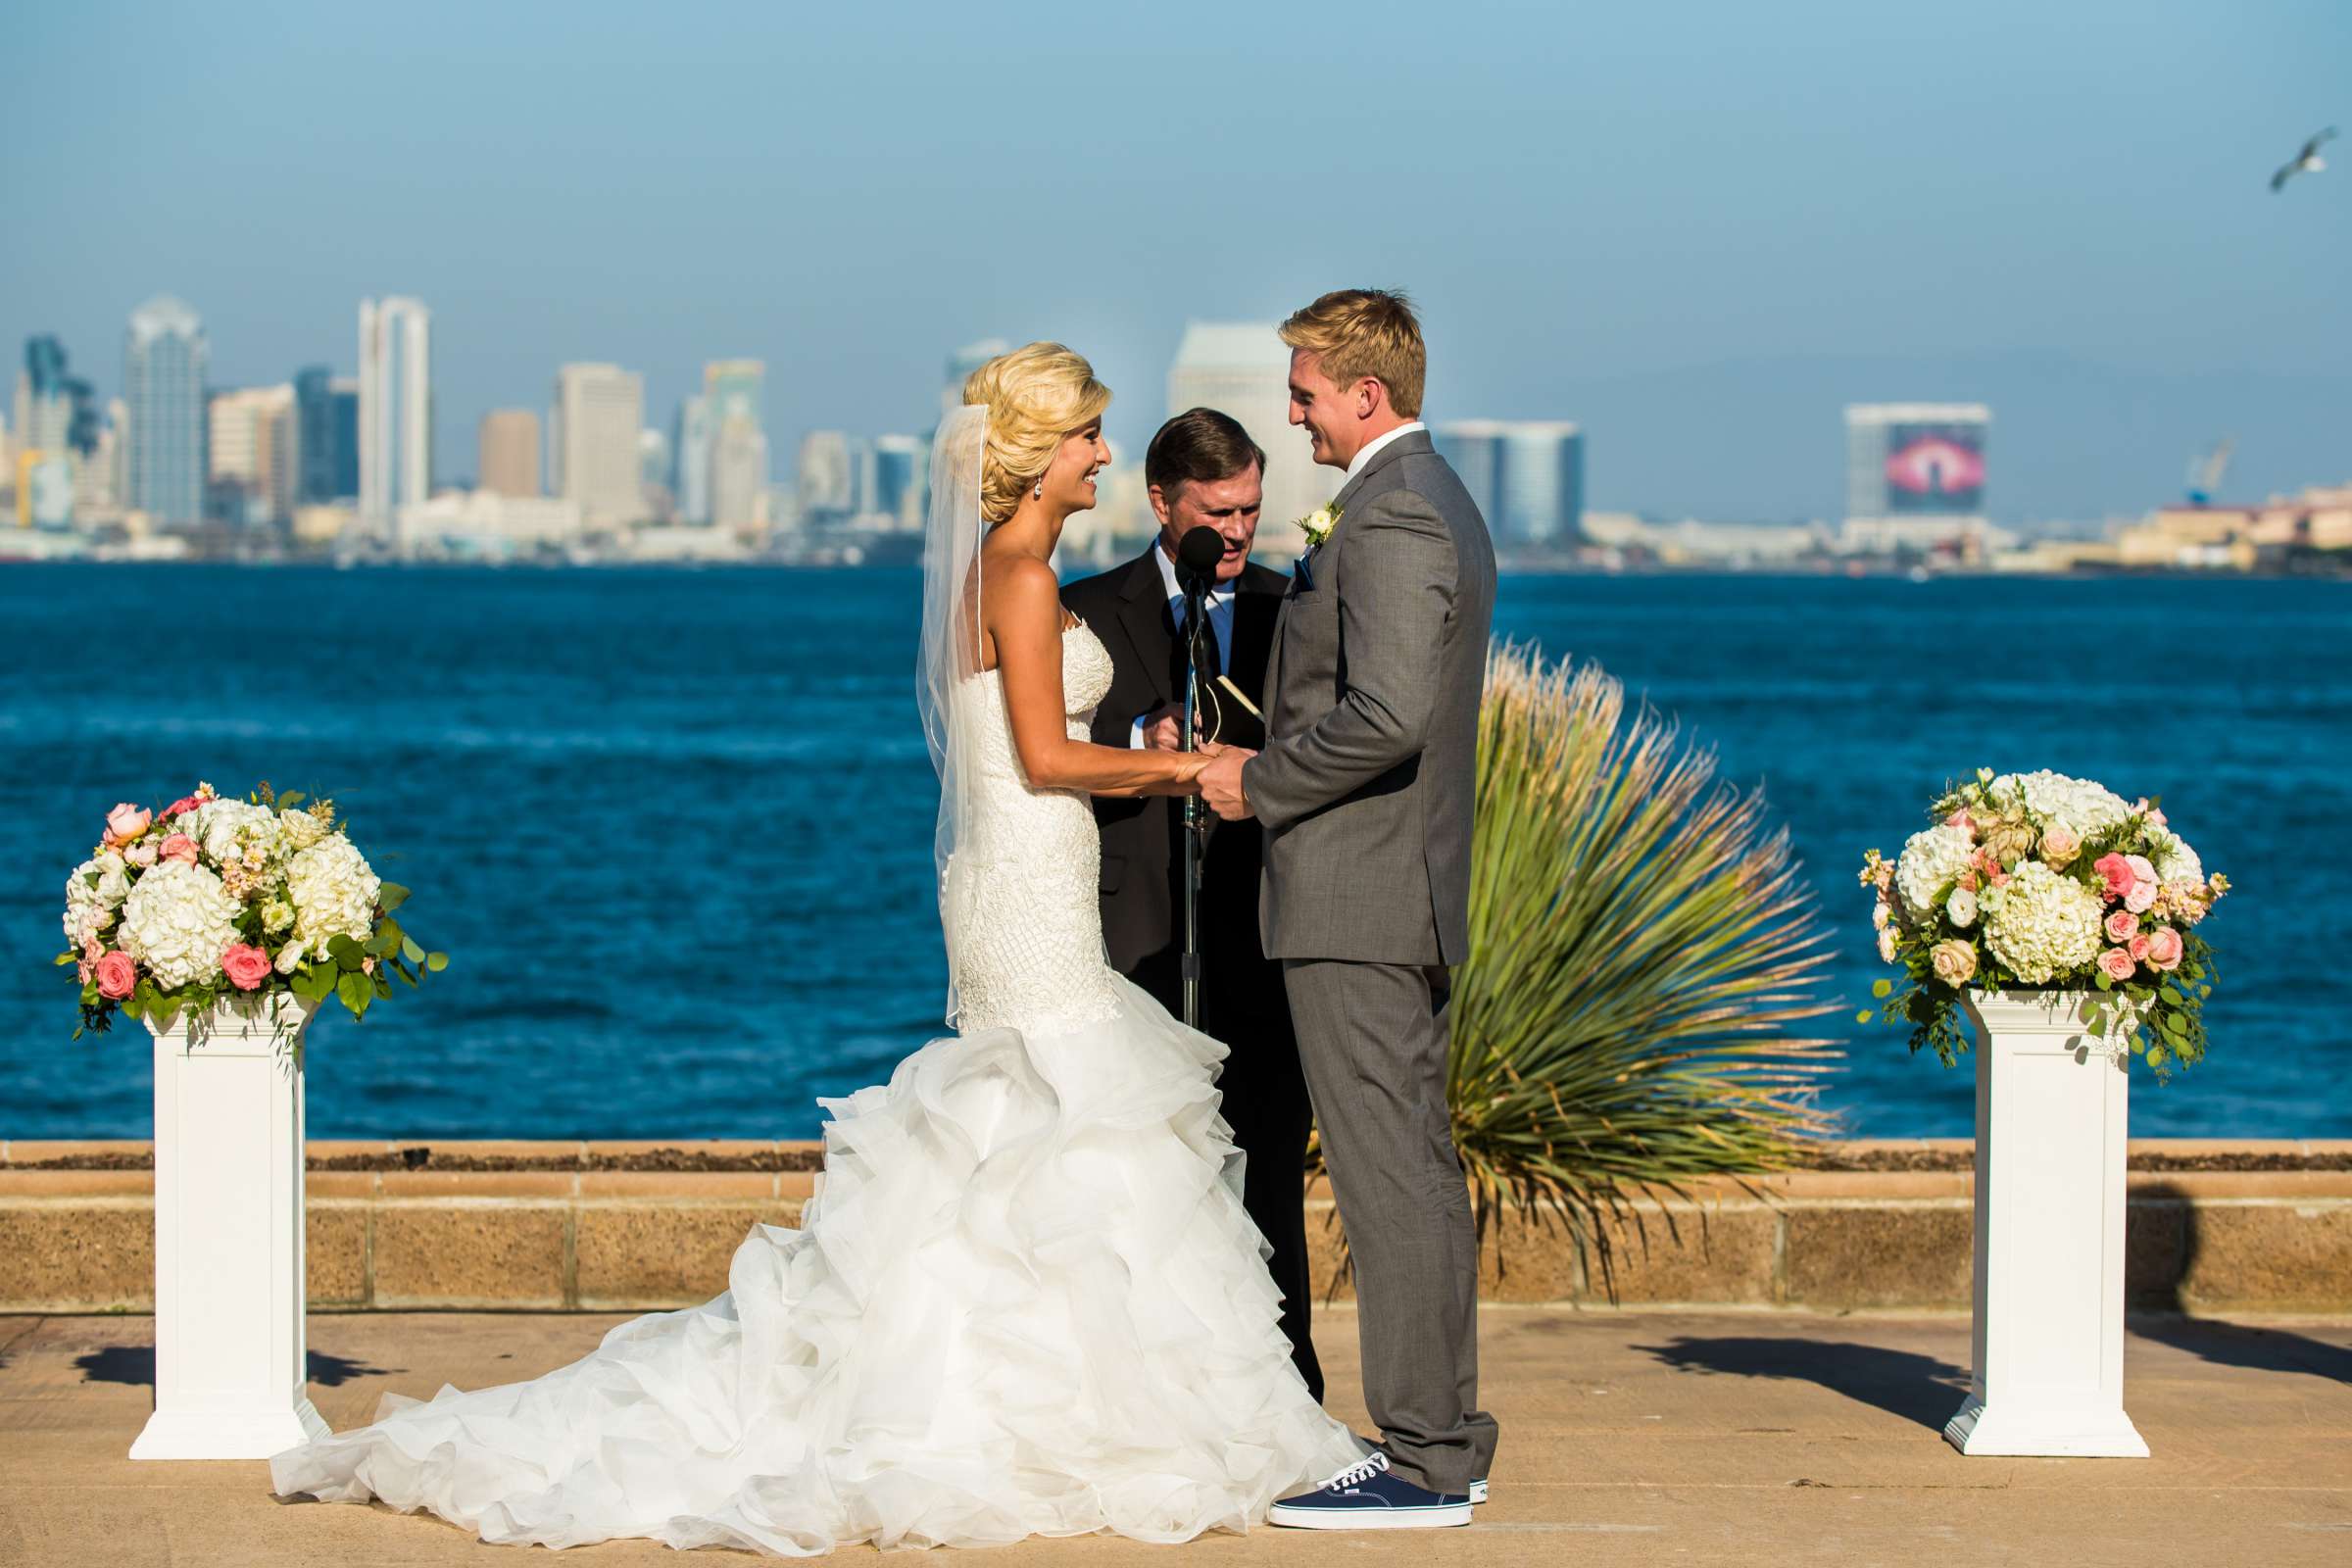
<box><xmin>1062</xmin><ymin>548</ymin><xmax>1321</xmax><ymax>1399</ymax></box>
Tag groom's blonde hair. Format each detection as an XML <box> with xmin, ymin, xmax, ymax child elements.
<box><xmin>1278</xmin><ymin>289</ymin><xmax>1425</xmax><ymax>418</ymax></box>
<box><xmin>962</xmin><ymin>342</ymin><xmax>1112</xmax><ymax>525</ymax></box>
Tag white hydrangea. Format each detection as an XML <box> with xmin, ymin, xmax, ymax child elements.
<box><xmin>1895</xmin><ymin>824</ymin><xmax>1976</xmax><ymax>919</ymax></box>
<box><xmin>117</xmin><ymin>860</ymin><xmax>242</xmax><ymax>989</ymax></box>
<box><xmin>62</xmin><ymin>851</ymin><xmax>129</xmax><ymax>944</ymax></box>
<box><xmin>1993</xmin><ymin>770</ymin><xmax>2130</xmax><ymax>836</ymax></box>
<box><xmin>279</xmin><ymin>808</ymin><xmax>330</xmax><ymax>853</ymax></box>
<box><xmin>2151</xmin><ymin>829</ymin><xmax>2204</xmax><ymax>885</ymax></box>
<box><xmin>285</xmin><ymin>836</ymin><xmax>380</xmax><ymax>952</ymax></box>
<box><xmin>1983</xmin><ymin>860</ymin><xmax>2105</xmax><ymax>984</ymax></box>
<box><xmin>189</xmin><ymin>798</ymin><xmax>286</xmax><ymax>866</ymax></box>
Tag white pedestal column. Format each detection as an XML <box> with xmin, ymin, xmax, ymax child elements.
<box><xmin>1944</xmin><ymin>989</ymin><xmax>2147</xmax><ymax>1458</ymax></box>
<box><xmin>130</xmin><ymin>992</ymin><xmax>330</xmax><ymax>1461</ymax></box>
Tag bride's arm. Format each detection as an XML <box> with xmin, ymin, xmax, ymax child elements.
<box><xmin>989</xmin><ymin>558</ymin><xmax>1206</xmax><ymax>799</ymax></box>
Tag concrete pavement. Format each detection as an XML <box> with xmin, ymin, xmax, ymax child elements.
<box><xmin>2</xmin><ymin>1305</ymin><xmax>2348</xmax><ymax>1566</ymax></box>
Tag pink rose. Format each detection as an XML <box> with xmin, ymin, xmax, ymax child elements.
<box><xmin>103</xmin><ymin>804</ymin><xmax>152</xmax><ymax>846</ymax></box>
<box><xmin>2129</xmin><ymin>933</ymin><xmax>2151</xmax><ymax>961</ymax></box>
<box><xmin>93</xmin><ymin>951</ymin><xmax>137</xmax><ymax>1000</ymax></box>
<box><xmin>163</xmin><ymin>793</ymin><xmax>206</xmax><ymax>818</ymax></box>
<box><xmin>2126</xmin><ymin>854</ymin><xmax>2156</xmax><ymax>885</ymax></box>
<box><xmin>2093</xmin><ymin>853</ymin><xmax>2135</xmax><ymax>902</ymax></box>
<box><xmin>2039</xmin><ymin>823</ymin><xmax>2082</xmax><ymax>866</ymax></box>
<box><xmin>2105</xmin><ymin>909</ymin><xmax>2138</xmax><ymax>944</ymax></box>
<box><xmin>2096</xmin><ymin>947</ymin><xmax>2137</xmax><ymax>983</ymax></box>
<box><xmin>2144</xmin><ymin>927</ymin><xmax>2183</xmax><ymax>971</ymax></box>
<box><xmin>158</xmin><ymin>834</ymin><xmax>199</xmax><ymax>865</ymax></box>
<box><xmin>2124</xmin><ymin>877</ymin><xmax>2157</xmax><ymax>914</ymax></box>
<box><xmin>362</xmin><ymin>956</ymin><xmax>378</xmax><ymax>976</ymax></box>
<box><xmin>220</xmin><ymin>944</ymin><xmax>273</xmax><ymax>992</ymax></box>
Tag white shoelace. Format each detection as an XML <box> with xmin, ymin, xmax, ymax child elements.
<box><xmin>1320</xmin><ymin>1451</ymin><xmax>1390</xmax><ymax>1491</ymax></box>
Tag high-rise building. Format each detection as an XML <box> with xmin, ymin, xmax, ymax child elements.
<box><xmin>123</xmin><ymin>296</ymin><xmax>208</xmax><ymax>524</ymax></box>
<box><xmin>873</xmin><ymin>433</ymin><xmax>925</xmax><ymax>530</ymax></box>
<box><xmin>294</xmin><ymin>367</ymin><xmax>360</xmax><ymax>503</ymax></box>
<box><xmin>358</xmin><ymin>297</ymin><xmax>432</xmax><ymax>535</ymax></box>
<box><xmin>477</xmin><ymin>409</ymin><xmax>541</xmax><ymax>498</ymax></box>
<box><xmin>1434</xmin><ymin>419</ymin><xmax>1584</xmax><ymax>552</ymax></box>
<box><xmin>710</xmin><ymin>418</ymin><xmax>769</xmax><ymax>529</ymax></box>
<box><xmin>208</xmin><ymin>383</ymin><xmax>297</xmax><ymax>523</ymax></box>
<box><xmin>796</xmin><ymin>430</ymin><xmax>854</xmax><ymax>520</ymax></box>
<box><xmin>704</xmin><ymin>359</ymin><xmax>762</xmax><ymax>429</ymax></box>
<box><xmin>553</xmin><ymin>363</ymin><xmax>645</xmax><ymax>526</ymax></box>
<box><xmin>638</xmin><ymin>426</ymin><xmax>669</xmax><ymax>491</ymax></box>
<box><xmin>1841</xmin><ymin>403</ymin><xmax>1990</xmax><ymax>552</ymax></box>
<box><xmin>1166</xmin><ymin>322</ymin><xmax>1329</xmax><ymax>558</ymax></box>
<box><xmin>701</xmin><ymin>360</ymin><xmax>766</xmax><ymax>529</ymax></box>
<box><xmin>671</xmin><ymin>395</ymin><xmax>712</xmax><ymax>523</ymax></box>
<box><xmin>943</xmin><ymin>339</ymin><xmax>1009</xmax><ymax>422</ymax></box>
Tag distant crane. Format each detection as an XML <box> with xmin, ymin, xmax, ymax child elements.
<box><xmin>2185</xmin><ymin>438</ymin><xmax>2233</xmax><ymax>506</ymax></box>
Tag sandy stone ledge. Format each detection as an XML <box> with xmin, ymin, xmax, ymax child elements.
<box><xmin>1</xmin><ymin>1139</ymin><xmax>2346</xmax><ymax>1315</ymax></box>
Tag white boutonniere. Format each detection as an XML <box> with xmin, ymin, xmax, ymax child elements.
<box><xmin>1297</xmin><ymin>504</ymin><xmax>1343</xmax><ymax>551</ymax></box>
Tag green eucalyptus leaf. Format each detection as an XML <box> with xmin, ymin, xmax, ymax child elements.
<box><xmin>336</xmin><ymin>970</ymin><xmax>371</xmax><ymax>1017</ymax></box>
<box><xmin>400</xmin><ymin>936</ymin><xmax>424</xmax><ymax>964</ymax></box>
<box><xmin>1871</xmin><ymin>979</ymin><xmax>1893</xmax><ymax>999</ymax></box>
<box><xmin>425</xmin><ymin>952</ymin><xmax>449</xmax><ymax>973</ymax></box>
<box><xmin>378</xmin><ymin>883</ymin><xmax>411</xmax><ymax>913</ymax></box>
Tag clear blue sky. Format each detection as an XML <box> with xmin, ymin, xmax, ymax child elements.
<box><xmin>10</xmin><ymin>1</ymin><xmax>2346</xmax><ymax>521</ymax></box>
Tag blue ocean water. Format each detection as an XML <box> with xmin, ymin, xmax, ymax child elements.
<box><xmin>2</xmin><ymin>564</ymin><xmax>2345</xmax><ymax>1140</ymax></box>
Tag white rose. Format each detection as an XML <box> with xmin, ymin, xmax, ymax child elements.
<box><xmin>273</xmin><ymin>939</ymin><xmax>308</xmax><ymax>974</ymax></box>
<box><xmin>285</xmin><ymin>837</ymin><xmax>381</xmax><ymax>952</ymax></box>
<box><xmin>2151</xmin><ymin>830</ymin><xmax>2204</xmax><ymax>887</ymax></box>
<box><xmin>92</xmin><ymin>850</ymin><xmax>132</xmax><ymax>906</ymax></box>
<box><xmin>117</xmin><ymin>860</ymin><xmax>243</xmax><ymax>990</ymax></box>
<box><xmin>1946</xmin><ymin>887</ymin><xmax>1979</xmax><ymax>929</ymax></box>
<box><xmin>280</xmin><ymin>808</ymin><xmax>330</xmax><ymax>853</ymax></box>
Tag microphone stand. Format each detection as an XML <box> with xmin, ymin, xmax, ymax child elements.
<box><xmin>1177</xmin><ymin>567</ymin><xmax>1209</xmax><ymax>1032</ymax></box>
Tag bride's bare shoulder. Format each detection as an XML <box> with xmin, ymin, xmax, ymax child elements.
<box><xmin>982</xmin><ymin>552</ymin><xmax>1072</xmax><ymax>629</ymax></box>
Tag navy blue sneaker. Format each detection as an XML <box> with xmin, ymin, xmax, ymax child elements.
<box><xmin>1268</xmin><ymin>1451</ymin><xmax>1472</xmax><ymax>1530</ymax></box>
<box><xmin>1469</xmin><ymin>1477</ymin><xmax>1490</xmax><ymax>1504</ymax></box>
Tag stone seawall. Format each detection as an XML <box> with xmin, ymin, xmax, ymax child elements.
<box><xmin>3</xmin><ymin>1138</ymin><xmax>2347</xmax><ymax>1315</ymax></box>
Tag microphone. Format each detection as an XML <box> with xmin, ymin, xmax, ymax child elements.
<box><xmin>1175</xmin><ymin>524</ymin><xmax>1225</xmax><ymax>584</ymax></box>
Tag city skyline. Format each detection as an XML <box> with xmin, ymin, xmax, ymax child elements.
<box><xmin>5</xmin><ymin>5</ymin><xmax>2345</xmax><ymax>525</ymax></box>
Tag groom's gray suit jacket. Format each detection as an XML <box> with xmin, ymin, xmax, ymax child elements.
<box><xmin>1245</xmin><ymin>429</ymin><xmax>1496</xmax><ymax>965</ymax></box>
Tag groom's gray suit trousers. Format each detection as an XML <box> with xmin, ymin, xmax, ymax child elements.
<box><xmin>1281</xmin><ymin>957</ymin><xmax>1496</xmax><ymax>1494</ymax></box>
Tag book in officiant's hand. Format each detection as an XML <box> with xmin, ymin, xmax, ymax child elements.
<box><xmin>1201</xmin><ymin>675</ymin><xmax>1266</xmax><ymax>751</ymax></box>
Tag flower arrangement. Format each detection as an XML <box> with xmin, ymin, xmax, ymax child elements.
<box><xmin>1860</xmin><ymin>769</ymin><xmax>2227</xmax><ymax>1077</ymax></box>
<box><xmin>56</xmin><ymin>781</ymin><xmax>448</xmax><ymax>1039</ymax></box>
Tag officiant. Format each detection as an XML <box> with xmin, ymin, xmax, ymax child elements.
<box><xmin>1062</xmin><ymin>408</ymin><xmax>1322</xmax><ymax>1400</ymax></box>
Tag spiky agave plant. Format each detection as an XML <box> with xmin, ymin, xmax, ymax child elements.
<box><xmin>1443</xmin><ymin>643</ymin><xmax>1839</xmax><ymax>1284</ymax></box>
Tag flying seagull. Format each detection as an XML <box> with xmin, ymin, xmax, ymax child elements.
<box><xmin>2271</xmin><ymin>126</ymin><xmax>2335</xmax><ymax>192</ymax></box>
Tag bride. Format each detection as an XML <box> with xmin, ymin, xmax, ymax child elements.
<box><xmin>270</xmin><ymin>343</ymin><xmax>1366</xmax><ymax>1553</ymax></box>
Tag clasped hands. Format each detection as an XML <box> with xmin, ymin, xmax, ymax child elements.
<box><xmin>1138</xmin><ymin>703</ymin><xmax>1256</xmax><ymax>821</ymax></box>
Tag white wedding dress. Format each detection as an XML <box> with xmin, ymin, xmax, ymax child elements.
<box><xmin>270</xmin><ymin>621</ymin><xmax>1362</xmax><ymax>1554</ymax></box>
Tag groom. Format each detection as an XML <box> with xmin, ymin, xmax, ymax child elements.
<box><xmin>1199</xmin><ymin>289</ymin><xmax>1498</xmax><ymax>1529</ymax></box>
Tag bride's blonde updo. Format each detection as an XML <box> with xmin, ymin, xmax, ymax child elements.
<box><xmin>961</xmin><ymin>342</ymin><xmax>1111</xmax><ymax>524</ymax></box>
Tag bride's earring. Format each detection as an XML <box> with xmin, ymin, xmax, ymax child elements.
<box><xmin>1033</xmin><ymin>477</ymin><xmax>1045</xmax><ymax>500</ymax></box>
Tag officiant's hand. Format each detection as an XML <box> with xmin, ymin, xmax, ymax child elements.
<box><xmin>1200</xmin><ymin>747</ymin><xmax>1256</xmax><ymax>820</ymax></box>
<box><xmin>1139</xmin><ymin>704</ymin><xmax>1185</xmax><ymax>752</ymax></box>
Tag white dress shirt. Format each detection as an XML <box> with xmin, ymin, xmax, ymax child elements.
<box><xmin>1129</xmin><ymin>541</ymin><xmax>1235</xmax><ymax>747</ymax></box>
<box><xmin>1343</xmin><ymin>419</ymin><xmax>1426</xmax><ymax>484</ymax></box>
